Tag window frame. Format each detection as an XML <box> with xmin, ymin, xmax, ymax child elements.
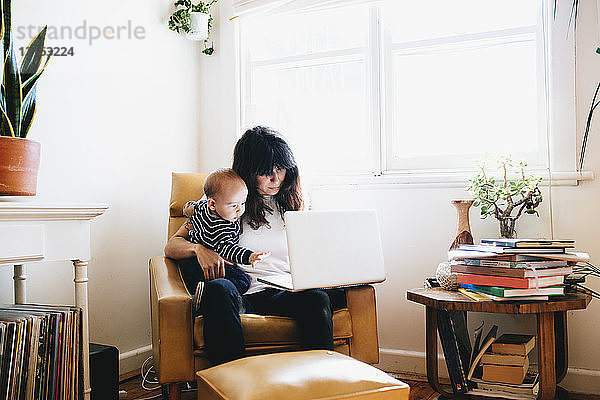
<box><xmin>237</xmin><ymin>0</ymin><xmax>590</xmax><ymax>188</ymax></box>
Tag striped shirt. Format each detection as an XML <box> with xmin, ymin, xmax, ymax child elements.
<box><xmin>186</xmin><ymin>200</ymin><xmax>253</xmax><ymax>265</ymax></box>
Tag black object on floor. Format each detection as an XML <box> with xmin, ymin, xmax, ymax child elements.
<box><xmin>90</xmin><ymin>343</ymin><xmax>119</xmax><ymax>400</ymax></box>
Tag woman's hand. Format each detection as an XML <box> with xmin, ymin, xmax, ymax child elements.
<box><xmin>194</xmin><ymin>243</ymin><xmax>231</xmax><ymax>280</ymax></box>
<box><xmin>165</xmin><ymin>220</ymin><xmax>231</xmax><ymax>280</ymax></box>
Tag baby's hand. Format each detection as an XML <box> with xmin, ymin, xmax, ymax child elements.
<box><xmin>249</xmin><ymin>252</ymin><xmax>271</xmax><ymax>268</ymax></box>
<box><xmin>183</xmin><ymin>201</ymin><xmax>196</xmax><ymax>217</ymax></box>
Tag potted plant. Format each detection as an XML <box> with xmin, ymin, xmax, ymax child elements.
<box><xmin>168</xmin><ymin>0</ymin><xmax>218</xmax><ymax>55</ymax></box>
<box><xmin>0</xmin><ymin>1</ymin><xmax>50</xmax><ymax>195</ymax></box>
<box><xmin>468</xmin><ymin>156</ymin><xmax>543</xmax><ymax>238</ymax></box>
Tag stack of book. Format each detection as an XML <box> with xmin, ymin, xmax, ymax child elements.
<box><xmin>471</xmin><ymin>334</ymin><xmax>539</xmax><ymax>399</ymax></box>
<box><xmin>448</xmin><ymin>238</ymin><xmax>588</xmax><ymax>301</ymax></box>
<box><xmin>0</xmin><ymin>304</ymin><xmax>83</xmax><ymax>400</ymax></box>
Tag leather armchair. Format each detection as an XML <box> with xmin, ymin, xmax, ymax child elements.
<box><xmin>149</xmin><ymin>172</ymin><xmax>380</xmax><ymax>399</ymax></box>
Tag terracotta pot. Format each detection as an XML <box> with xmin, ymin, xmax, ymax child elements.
<box><xmin>0</xmin><ymin>136</ymin><xmax>41</xmax><ymax>196</ymax></box>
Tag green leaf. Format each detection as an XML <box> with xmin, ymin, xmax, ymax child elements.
<box><xmin>0</xmin><ymin>0</ymin><xmax>3</xmax><ymax>47</ymax></box>
<box><xmin>21</xmin><ymin>54</ymin><xmax>49</xmax><ymax>98</ymax></box>
<box><xmin>19</xmin><ymin>26</ymin><xmax>47</xmax><ymax>84</ymax></box>
<box><xmin>0</xmin><ymin>84</ymin><xmax>4</xmax><ymax>112</ymax></box>
<box><xmin>3</xmin><ymin>38</ymin><xmax>21</xmax><ymax>137</ymax></box>
<box><xmin>2</xmin><ymin>0</ymin><xmax>10</xmax><ymax>59</ymax></box>
<box><xmin>0</xmin><ymin>102</ymin><xmax>14</xmax><ymax>137</ymax></box>
<box><xmin>19</xmin><ymin>83</ymin><xmax>36</xmax><ymax>138</ymax></box>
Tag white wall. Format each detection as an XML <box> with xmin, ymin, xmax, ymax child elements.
<box><xmin>198</xmin><ymin>0</ymin><xmax>600</xmax><ymax>394</ymax></box>
<box><xmin>0</xmin><ymin>0</ymin><xmax>203</xmax><ymax>372</ymax></box>
<box><xmin>1</xmin><ymin>0</ymin><xmax>599</xmax><ymax>393</ymax></box>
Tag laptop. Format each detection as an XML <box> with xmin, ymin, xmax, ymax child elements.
<box><xmin>257</xmin><ymin>210</ymin><xmax>386</xmax><ymax>291</ymax></box>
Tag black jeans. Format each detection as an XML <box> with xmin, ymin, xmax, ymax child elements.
<box><xmin>178</xmin><ymin>257</ymin><xmax>343</xmax><ymax>365</ymax></box>
<box><xmin>177</xmin><ymin>257</ymin><xmax>251</xmax><ymax>294</ymax></box>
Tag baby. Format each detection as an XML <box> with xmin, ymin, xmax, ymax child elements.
<box><xmin>183</xmin><ymin>168</ymin><xmax>269</xmax><ymax>312</ymax></box>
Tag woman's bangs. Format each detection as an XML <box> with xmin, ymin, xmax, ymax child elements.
<box><xmin>272</xmin><ymin>145</ymin><xmax>296</xmax><ymax>171</ymax></box>
<box><xmin>254</xmin><ymin>150</ymin><xmax>275</xmax><ymax>176</ymax></box>
<box><xmin>253</xmin><ymin>144</ymin><xmax>296</xmax><ymax>176</ymax></box>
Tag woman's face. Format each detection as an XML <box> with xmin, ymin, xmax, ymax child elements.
<box><xmin>256</xmin><ymin>167</ymin><xmax>286</xmax><ymax>196</ymax></box>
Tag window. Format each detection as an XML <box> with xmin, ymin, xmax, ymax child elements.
<box><xmin>239</xmin><ymin>0</ymin><xmax>576</xmax><ymax>183</ymax></box>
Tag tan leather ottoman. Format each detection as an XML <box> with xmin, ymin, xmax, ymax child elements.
<box><xmin>196</xmin><ymin>350</ymin><xmax>410</xmax><ymax>400</ymax></box>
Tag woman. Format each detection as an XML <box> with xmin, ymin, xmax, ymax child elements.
<box><xmin>164</xmin><ymin>126</ymin><xmax>339</xmax><ymax>364</ymax></box>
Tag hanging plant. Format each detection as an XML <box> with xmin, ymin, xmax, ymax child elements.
<box><xmin>168</xmin><ymin>0</ymin><xmax>217</xmax><ymax>55</ymax></box>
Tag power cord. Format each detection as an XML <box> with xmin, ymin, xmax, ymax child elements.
<box><xmin>567</xmin><ymin>262</ymin><xmax>600</xmax><ymax>299</ymax></box>
<box><xmin>141</xmin><ymin>356</ymin><xmax>160</xmax><ymax>391</ymax></box>
<box><xmin>138</xmin><ymin>355</ymin><xmax>197</xmax><ymax>399</ymax></box>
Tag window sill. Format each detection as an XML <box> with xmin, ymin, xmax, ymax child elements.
<box><xmin>306</xmin><ymin>170</ymin><xmax>594</xmax><ymax>190</ymax></box>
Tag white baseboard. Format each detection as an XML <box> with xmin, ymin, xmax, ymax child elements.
<box><xmin>376</xmin><ymin>348</ymin><xmax>600</xmax><ymax>395</ymax></box>
<box><xmin>119</xmin><ymin>345</ymin><xmax>152</xmax><ymax>376</ymax></box>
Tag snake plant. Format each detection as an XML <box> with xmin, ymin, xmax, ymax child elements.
<box><xmin>0</xmin><ymin>0</ymin><xmax>50</xmax><ymax>138</ymax></box>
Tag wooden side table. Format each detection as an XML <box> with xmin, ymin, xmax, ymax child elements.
<box><xmin>407</xmin><ymin>287</ymin><xmax>591</xmax><ymax>400</ymax></box>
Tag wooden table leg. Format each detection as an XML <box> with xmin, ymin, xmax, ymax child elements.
<box><xmin>554</xmin><ymin>311</ymin><xmax>568</xmax><ymax>383</ymax></box>
<box><xmin>426</xmin><ymin>307</ymin><xmax>458</xmax><ymax>399</ymax></box>
<box><xmin>13</xmin><ymin>264</ymin><xmax>26</xmax><ymax>304</ymax></box>
<box><xmin>537</xmin><ymin>312</ymin><xmax>556</xmax><ymax>400</ymax></box>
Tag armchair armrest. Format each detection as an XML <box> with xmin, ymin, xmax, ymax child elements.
<box><xmin>345</xmin><ymin>285</ymin><xmax>379</xmax><ymax>364</ymax></box>
<box><xmin>149</xmin><ymin>256</ymin><xmax>195</xmax><ymax>383</ymax></box>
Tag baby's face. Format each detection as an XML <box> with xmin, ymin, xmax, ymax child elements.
<box><xmin>211</xmin><ymin>182</ymin><xmax>248</xmax><ymax>223</ymax></box>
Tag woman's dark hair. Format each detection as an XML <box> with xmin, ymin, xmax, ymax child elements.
<box><xmin>232</xmin><ymin>126</ymin><xmax>303</xmax><ymax>229</ymax></box>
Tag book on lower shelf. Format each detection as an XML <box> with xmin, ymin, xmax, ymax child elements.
<box><xmin>482</xmin><ymin>358</ymin><xmax>530</xmax><ymax>384</ymax></box>
<box><xmin>471</xmin><ymin>372</ymin><xmax>539</xmax><ymax>396</ymax></box>
<box><xmin>481</xmin><ymin>352</ymin><xmax>528</xmax><ymax>366</ymax></box>
<box><xmin>461</xmin><ymin>322</ymin><xmax>538</xmax><ymax>397</ymax></box>
<box><xmin>436</xmin><ymin>309</ymin><xmax>469</xmax><ymax>394</ymax></box>
<box><xmin>491</xmin><ymin>334</ymin><xmax>536</xmax><ymax>356</ymax></box>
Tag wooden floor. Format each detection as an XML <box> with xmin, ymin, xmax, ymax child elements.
<box><xmin>119</xmin><ymin>373</ymin><xmax>600</xmax><ymax>400</ymax></box>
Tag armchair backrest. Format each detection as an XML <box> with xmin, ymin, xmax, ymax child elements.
<box><xmin>168</xmin><ymin>172</ymin><xmax>208</xmax><ymax>239</ymax></box>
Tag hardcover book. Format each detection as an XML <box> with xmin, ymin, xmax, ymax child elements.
<box><xmin>482</xmin><ymin>357</ymin><xmax>529</xmax><ymax>385</ymax></box>
<box><xmin>449</xmin><ymin>250</ymin><xmax>589</xmax><ymax>263</ymax></box>
<box><xmin>436</xmin><ymin>310</ymin><xmax>469</xmax><ymax>393</ymax></box>
<box><xmin>467</xmin><ymin>325</ymin><xmax>498</xmax><ymax>380</ymax></box>
<box><xmin>452</xmin><ymin>263</ymin><xmax>572</xmax><ymax>278</ymax></box>
<box><xmin>456</xmin><ymin>273</ymin><xmax>564</xmax><ymax>289</ymax></box>
<box><xmin>458</xmin><ymin>244</ymin><xmax>566</xmax><ymax>254</ymax></box>
<box><xmin>471</xmin><ymin>372</ymin><xmax>539</xmax><ymax>397</ymax></box>
<box><xmin>461</xmin><ymin>258</ymin><xmax>568</xmax><ymax>269</ymax></box>
<box><xmin>481</xmin><ymin>352</ymin><xmax>528</xmax><ymax>366</ymax></box>
<box><xmin>481</xmin><ymin>238</ymin><xmax>574</xmax><ymax>248</ymax></box>
<box><xmin>491</xmin><ymin>334</ymin><xmax>535</xmax><ymax>356</ymax></box>
<box><xmin>460</xmin><ymin>284</ymin><xmax>564</xmax><ymax>298</ymax></box>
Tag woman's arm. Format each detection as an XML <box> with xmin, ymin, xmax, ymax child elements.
<box><xmin>164</xmin><ymin>221</ymin><xmax>228</xmax><ymax>280</ymax></box>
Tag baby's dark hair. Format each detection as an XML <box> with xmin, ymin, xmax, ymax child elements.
<box><xmin>204</xmin><ymin>168</ymin><xmax>246</xmax><ymax>199</ymax></box>
<box><xmin>232</xmin><ymin>126</ymin><xmax>303</xmax><ymax>229</ymax></box>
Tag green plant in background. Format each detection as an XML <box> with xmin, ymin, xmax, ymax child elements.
<box><xmin>168</xmin><ymin>0</ymin><xmax>218</xmax><ymax>55</ymax></box>
<box><xmin>468</xmin><ymin>156</ymin><xmax>543</xmax><ymax>238</ymax></box>
<box><xmin>0</xmin><ymin>0</ymin><xmax>50</xmax><ymax>138</ymax></box>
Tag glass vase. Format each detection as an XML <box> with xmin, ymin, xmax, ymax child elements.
<box><xmin>499</xmin><ymin>217</ymin><xmax>517</xmax><ymax>238</ymax></box>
